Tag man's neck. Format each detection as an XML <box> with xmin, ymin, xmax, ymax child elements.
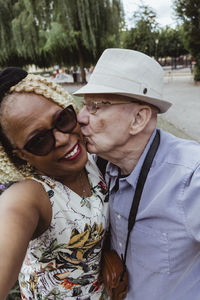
<box><xmin>105</xmin><ymin>131</ymin><xmax>154</xmax><ymax>175</ymax></box>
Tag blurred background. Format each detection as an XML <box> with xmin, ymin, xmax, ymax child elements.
<box><xmin>0</xmin><ymin>0</ymin><xmax>199</xmax><ymax>82</ymax></box>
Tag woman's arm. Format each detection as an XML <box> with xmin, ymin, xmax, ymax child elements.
<box><xmin>0</xmin><ymin>179</ymin><xmax>51</xmax><ymax>299</ymax></box>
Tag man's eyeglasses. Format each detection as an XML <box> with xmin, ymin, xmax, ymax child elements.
<box><xmin>17</xmin><ymin>105</ymin><xmax>77</xmax><ymax>156</ymax></box>
<box><xmin>82</xmin><ymin>99</ymin><xmax>133</xmax><ymax>114</ymax></box>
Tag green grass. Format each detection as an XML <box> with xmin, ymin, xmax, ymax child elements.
<box><xmin>157</xmin><ymin>116</ymin><xmax>193</xmax><ymax>140</ymax></box>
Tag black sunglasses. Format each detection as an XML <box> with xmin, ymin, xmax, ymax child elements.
<box><xmin>19</xmin><ymin>105</ymin><xmax>77</xmax><ymax>156</ymax></box>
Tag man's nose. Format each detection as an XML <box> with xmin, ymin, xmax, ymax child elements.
<box><xmin>77</xmin><ymin>105</ymin><xmax>89</xmax><ymax>127</ymax></box>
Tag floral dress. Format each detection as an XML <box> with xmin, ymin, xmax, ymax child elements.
<box><xmin>18</xmin><ymin>155</ymin><xmax>109</xmax><ymax>300</ymax></box>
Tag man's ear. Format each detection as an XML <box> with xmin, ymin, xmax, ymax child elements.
<box><xmin>130</xmin><ymin>106</ymin><xmax>152</xmax><ymax>135</ymax></box>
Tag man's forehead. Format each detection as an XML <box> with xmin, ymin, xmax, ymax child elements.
<box><xmin>84</xmin><ymin>94</ymin><xmax>134</xmax><ymax>102</ymax></box>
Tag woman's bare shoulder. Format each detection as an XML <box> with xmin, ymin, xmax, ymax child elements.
<box><xmin>0</xmin><ymin>179</ymin><xmax>52</xmax><ymax>237</ymax></box>
<box><xmin>0</xmin><ymin>179</ymin><xmax>46</xmax><ymax>201</ymax></box>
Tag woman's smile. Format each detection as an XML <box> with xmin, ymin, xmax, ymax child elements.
<box><xmin>59</xmin><ymin>142</ymin><xmax>82</xmax><ymax>161</ymax></box>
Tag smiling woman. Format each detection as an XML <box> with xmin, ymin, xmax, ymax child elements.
<box><xmin>0</xmin><ymin>68</ymin><xmax>109</xmax><ymax>300</ymax></box>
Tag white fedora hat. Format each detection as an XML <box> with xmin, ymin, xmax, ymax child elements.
<box><xmin>74</xmin><ymin>48</ymin><xmax>172</xmax><ymax>113</ymax></box>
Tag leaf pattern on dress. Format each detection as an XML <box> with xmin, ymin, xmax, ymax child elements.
<box><xmin>18</xmin><ymin>156</ymin><xmax>109</xmax><ymax>299</ymax></box>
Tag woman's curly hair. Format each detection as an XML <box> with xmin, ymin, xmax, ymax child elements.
<box><xmin>0</xmin><ymin>74</ymin><xmax>77</xmax><ymax>184</ymax></box>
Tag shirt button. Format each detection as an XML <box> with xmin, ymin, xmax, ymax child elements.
<box><xmin>117</xmin><ymin>214</ymin><xmax>121</xmax><ymax>219</ymax></box>
<box><xmin>119</xmin><ymin>242</ymin><xmax>122</xmax><ymax>248</ymax></box>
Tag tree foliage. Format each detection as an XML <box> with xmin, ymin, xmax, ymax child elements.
<box><xmin>157</xmin><ymin>25</ymin><xmax>187</xmax><ymax>61</ymax></box>
<box><xmin>174</xmin><ymin>0</ymin><xmax>200</xmax><ymax>80</ymax></box>
<box><xmin>121</xmin><ymin>4</ymin><xmax>188</xmax><ymax>67</ymax></box>
<box><xmin>121</xmin><ymin>5</ymin><xmax>159</xmax><ymax>57</ymax></box>
<box><xmin>48</xmin><ymin>0</ymin><xmax>124</xmax><ymax>81</ymax></box>
<box><xmin>0</xmin><ymin>0</ymin><xmax>51</xmax><ymax>67</ymax></box>
<box><xmin>0</xmin><ymin>0</ymin><xmax>123</xmax><ymax>81</ymax></box>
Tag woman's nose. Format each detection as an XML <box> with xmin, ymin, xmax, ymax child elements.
<box><xmin>53</xmin><ymin>129</ymin><xmax>70</xmax><ymax>147</ymax></box>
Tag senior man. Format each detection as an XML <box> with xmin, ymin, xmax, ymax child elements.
<box><xmin>75</xmin><ymin>48</ymin><xmax>200</xmax><ymax>300</ymax></box>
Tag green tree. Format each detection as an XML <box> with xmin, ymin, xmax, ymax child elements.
<box><xmin>174</xmin><ymin>0</ymin><xmax>200</xmax><ymax>80</ymax></box>
<box><xmin>157</xmin><ymin>25</ymin><xmax>188</xmax><ymax>67</ymax></box>
<box><xmin>121</xmin><ymin>4</ymin><xmax>188</xmax><ymax>66</ymax></box>
<box><xmin>121</xmin><ymin>5</ymin><xmax>159</xmax><ymax>57</ymax></box>
<box><xmin>50</xmin><ymin>0</ymin><xmax>124</xmax><ymax>82</ymax></box>
<box><xmin>0</xmin><ymin>0</ymin><xmax>52</xmax><ymax>68</ymax></box>
<box><xmin>0</xmin><ymin>0</ymin><xmax>124</xmax><ymax>82</ymax></box>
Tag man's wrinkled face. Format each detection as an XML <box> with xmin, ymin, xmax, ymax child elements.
<box><xmin>77</xmin><ymin>94</ymin><xmax>139</xmax><ymax>159</ymax></box>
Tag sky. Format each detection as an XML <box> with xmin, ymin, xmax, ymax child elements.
<box><xmin>122</xmin><ymin>0</ymin><xmax>177</xmax><ymax>28</ymax></box>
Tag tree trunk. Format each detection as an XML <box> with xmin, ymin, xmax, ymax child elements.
<box><xmin>194</xmin><ymin>55</ymin><xmax>200</xmax><ymax>82</ymax></box>
<box><xmin>78</xmin><ymin>49</ymin><xmax>87</xmax><ymax>83</ymax></box>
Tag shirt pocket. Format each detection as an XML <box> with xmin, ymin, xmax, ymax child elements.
<box><xmin>130</xmin><ymin>223</ymin><xmax>170</xmax><ymax>274</ymax></box>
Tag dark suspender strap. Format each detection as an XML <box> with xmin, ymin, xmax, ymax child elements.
<box><xmin>96</xmin><ymin>156</ymin><xmax>108</xmax><ymax>177</ymax></box>
<box><xmin>121</xmin><ymin>130</ymin><xmax>160</xmax><ymax>279</ymax></box>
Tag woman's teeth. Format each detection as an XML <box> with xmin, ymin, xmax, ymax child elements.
<box><xmin>64</xmin><ymin>145</ymin><xmax>78</xmax><ymax>158</ymax></box>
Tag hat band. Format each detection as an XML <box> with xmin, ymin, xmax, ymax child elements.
<box><xmin>89</xmin><ymin>71</ymin><xmax>163</xmax><ymax>100</ymax></box>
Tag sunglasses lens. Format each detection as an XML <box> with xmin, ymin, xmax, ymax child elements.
<box><xmin>23</xmin><ymin>106</ymin><xmax>77</xmax><ymax>156</ymax></box>
<box><xmin>24</xmin><ymin>131</ymin><xmax>54</xmax><ymax>156</ymax></box>
<box><xmin>56</xmin><ymin>106</ymin><xmax>77</xmax><ymax>132</ymax></box>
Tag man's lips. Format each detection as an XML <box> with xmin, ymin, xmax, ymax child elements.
<box><xmin>79</xmin><ymin>129</ymin><xmax>93</xmax><ymax>145</ymax></box>
<box><xmin>84</xmin><ymin>136</ymin><xmax>94</xmax><ymax>145</ymax></box>
<box><xmin>59</xmin><ymin>143</ymin><xmax>82</xmax><ymax>161</ymax></box>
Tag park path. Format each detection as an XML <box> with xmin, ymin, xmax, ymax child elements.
<box><xmin>162</xmin><ymin>68</ymin><xmax>200</xmax><ymax>143</ymax></box>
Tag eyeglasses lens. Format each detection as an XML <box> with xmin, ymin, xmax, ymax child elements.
<box><xmin>86</xmin><ymin>102</ymin><xmax>97</xmax><ymax>114</ymax></box>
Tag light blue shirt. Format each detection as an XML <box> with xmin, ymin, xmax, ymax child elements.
<box><xmin>105</xmin><ymin>129</ymin><xmax>200</xmax><ymax>300</ymax></box>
